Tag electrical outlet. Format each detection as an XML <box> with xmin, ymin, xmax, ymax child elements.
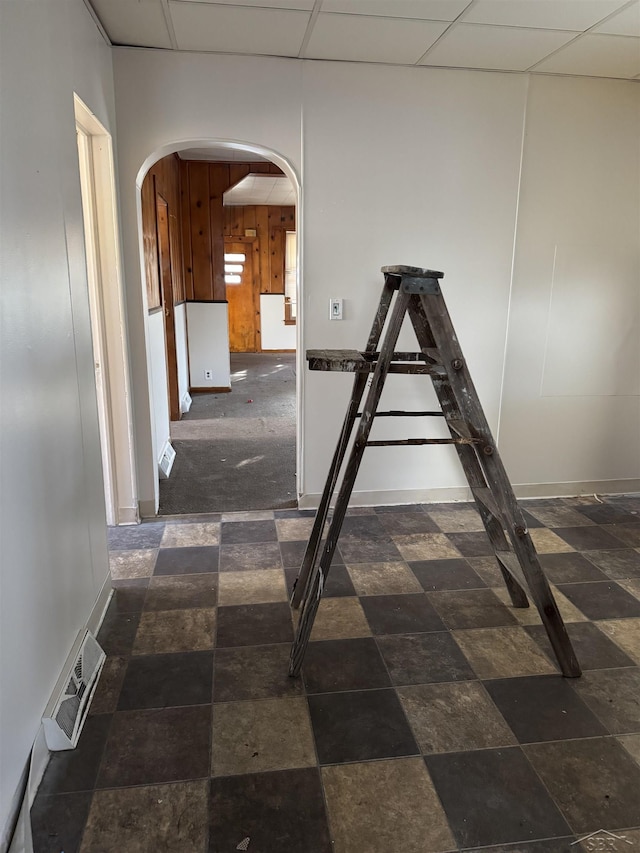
<box><xmin>204</xmin><ymin>369</ymin><xmax>213</xmax><ymax>381</ymax></box>
<box><xmin>329</xmin><ymin>298</ymin><xmax>343</xmax><ymax>320</ymax></box>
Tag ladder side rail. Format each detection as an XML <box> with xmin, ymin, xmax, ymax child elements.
<box><xmin>290</xmin><ymin>289</ymin><xmax>412</xmax><ymax>675</ymax></box>
<box><xmin>418</xmin><ymin>290</ymin><xmax>580</xmax><ymax>676</ymax></box>
<box><xmin>291</xmin><ymin>277</ymin><xmax>397</xmax><ymax>608</ymax></box>
<box><xmin>407</xmin><ymin>295</ymin><xmax>528</xmax><ymax>607</ymax></box>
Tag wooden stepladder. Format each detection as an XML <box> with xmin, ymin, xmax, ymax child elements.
<box><xmin>289</xmin><ymin>266</ymin><xmax>581</xmax><ymax>679</ymax></box>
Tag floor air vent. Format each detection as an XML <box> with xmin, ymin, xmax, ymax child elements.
<box><xmin>42</xmin><ymin>630</ymin><xmax>105</xmax><ymax>750</ymax></box>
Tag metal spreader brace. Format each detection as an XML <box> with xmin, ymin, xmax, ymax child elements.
<box><xmin>288</xmin><ymin>265</ymin><xmax>581</xmax><ymax>680</ymax></box>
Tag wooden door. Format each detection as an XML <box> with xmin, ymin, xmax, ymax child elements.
<box><xmin>225</xmin><ymin>239</ymin><xmax>258</xmax><ymax>352</ymax></box>
<box><xmin>156</xmin><ymin>193</ymin><xmax>180</xmax><ymax>420</ymax></box>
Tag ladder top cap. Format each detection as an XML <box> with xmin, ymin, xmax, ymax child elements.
<box><xmin>382</xmin><ymin>265</ymin><xmax>444</xmax><ymax>279</ymax></box>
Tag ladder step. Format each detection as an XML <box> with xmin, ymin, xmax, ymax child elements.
<box><xmin>495</xmin><ymin>551</ymin><xmax>528</xmax><ymax>591</ymax></box>
<box><xmin>307</xmin><ymin>350</ymin><xmax>446</xmax><ymax>376</ymax></box>
<box><xmin>366</xmin><ymin>437</ymin><xmax>478</xmax><ymax>447</ymax></box>
<box><xmin>356</xmin><ymin>411</ymin><xmax>445</xmax><ymax>418</ymax></box>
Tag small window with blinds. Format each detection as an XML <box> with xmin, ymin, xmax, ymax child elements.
<box><xmin>224</xmin><ymin>253</ymin><xmax>245</xmax><ymax>285</ymax></box>
<box><xmin>284</xmin><ymin>232</ymin><xmax>297</xmax><ymax>325</ymax></box>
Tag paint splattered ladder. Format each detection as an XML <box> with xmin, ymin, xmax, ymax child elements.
<box><xmin>289</xmin><ymin>265</ymin><xmax>581</xmax><ymax>679</ymax></box>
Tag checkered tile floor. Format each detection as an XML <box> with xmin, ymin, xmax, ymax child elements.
<box><xmin>32</xmin><ymin>496</ymin><xmax>640</xmax><ymax>852</ymax></box>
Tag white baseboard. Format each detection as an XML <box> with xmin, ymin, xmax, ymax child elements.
<box><xmin>116</xmin><ymin>505</ymin><xmax>139</xmax><ymax>526</ymax></box>
<box><xmin>298</xmin><ymin>479</ymin><xmax>640</xmax><ymax>509</ymax></box>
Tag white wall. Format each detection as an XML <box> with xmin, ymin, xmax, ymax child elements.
<box><xmin>174</xmin><ymin>302</ymin><xmax>190</xmax><ymax>409</ymax></box>
<box><xmin>186</xmin><ymin>302</ymin><xmax>231</xmax><ymax>389</ymax></box>
<box><xmin>112</xmin><ymin>48</ymin><xmax>640</xmax><ymax>508</ymax></box>
<box><xmin>260</xmin><ymin>294</ymin><xmax>297</xmax><ymax>351</ymax></box>
<box><xmin>147</xmin><ymin>310</ymin><xmax>171</xmax><ymax>473</ymax></box>
<box><xmin>0</xmin><ymin>0</ymin><xmax>115</xmax><ymax>837</ymax></box>
<box><xmin>499</xmin><ymin>75</ymin><xmax>640</xmax><ymax>494</ymax></box>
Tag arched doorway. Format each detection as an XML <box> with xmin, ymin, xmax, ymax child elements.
<box><xmin>135</xmin><ymin>140</ymin><xmax>301</xmax><ymax>515</ymax></box>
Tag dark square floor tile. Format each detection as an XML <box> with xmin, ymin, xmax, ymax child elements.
<box><xmin>221</xmin><ymin>519</ymin><xmax>278</xmax><ymax>544</ymax></box>
<box><xmin>375</xmin><ymin>503</ymin><xmax>425</xmax><ymax>513</ymax></box>
<box><xmin>337</xmin><ymin>535</ymin><xmax>403</xmax><ymax>563</ymax></box>
<box><xmin>38</xmin><ymin>715</ymin><xmax>112</xmax><ymax>795</ymax></box>
<box><xmin>410</xmin><ymin>558</ymin><xmax>487</xmax><ymax>591</ymax></box>
<box><xmin>360</xmin><ymin>593</ymin><xmax>445</xmax><ymax>635</ymax></box>
<box><xmin>602</xmin><ymin>523</ymin><xmax>640</xmax><ymax>547</ymax></box>
<box><xmin>285</xmin><ymin>564</ymin><xmax>354</xmax><ymax>598</ymax></box>
<box><xmin>524</xmin><ymin>737</ymin><xmax>640</xmax><ymax>833</ymax></box>
<box><xmin>425</xmin><ymin>747</ymin><xmax>570</xmax><ymax>847</ymax></box>
<box><xmin>144</xmin><ymin>574</ymin><xmax>218</xmax><ymax>611</ymax></box>
<box><xmin>446</xmin><ymin>531</ymin><xmax>494</xmax><ymax>557</ymax></box>
<box><xmin>110</xmin><ymin>579</ymin><xmax>149</xmax><ymax>612</ymax></box>
<box><xmin>538</xmin><ymin>553</ymin><xmax>608</xmax><ymax>584</ymax></box>
<box><xmin>213</xmin><ymin>643</ymin><xmax>304</xmax><ymax>702</ymax></box>
<box><xmin>520</xmin><ymin>509</ymin><xmax>547</xmax><ymax>529</ymax></box>
<box><xmin>525</xmin><ymin>622</ymin><xmax>636</xmax><ymax>671</ymax></box>
<box><xmin>553</xmin><ymin>527</ymin><xmax>626</xmax><ymax>552</ymax></box>
<box><xmin>97</xmin><ymin>705</ymin><xmax>211</xmax><ymax>788</ymax></box>
<box><xmin>275</xmin><ymin>508</ymin><xmax>316</xmax><ymax>518</ymax></box>
<box><xmin>427</xmin><ymin>588</ymin><xmax>518</xmax><ymax>629</ymax></box>
<box><xmin>108</xmin><ymin>522</ymin><xmax>165</xmax><ymax>550</ymax></box>
<box><xmin>340</xmin><ymin>515</ymin><xmax>390</xmax><ymax>538</ymax></box>
<box><xmin>583</xmin><ymin>549</ymin><xmax>640</xmax><ymax>579</ymax></box>
<box><xmin>209</xmin><ymin>768</ymin><xmax>332</xmax><ymax>853</ymax></box>
<box><xmin>302</xmin><ymin>637</ymin><xmax>391</xmax><ymax>693</ymax></box>
<box><xmin>308</xmin><ymin>688</ymin><xmax>418</xmax><ymax>764</ymax></box>
<box><xmin>154</xmin><ymin>546</ymin><xmax>218</xmax><ymax>575</ymax></box>
<box><xmin>90</xmin><ymin>656</ymin><xmax>128</xmax><ymax>715</ymax></box>
<box><xmin>216</xmin><ymin>602</ymin><xmax>293</xmax><ymax>647</ymax></box>
<box><xmin>571</xmin><ymin>668</ymin><xmax>640</xmax><ymax>734</ymax></box>
<box><xmin>280</xmin><ymin>539</ymin><xmax>308</xmax><ymax>568</ymax></box>
<box><xmin>557</xmin><ymin>581</ymin><xmax>640</xmax><ymax>619</ymax></box>
<box><xmin>378</xmin><ymin>512</ymin><xmax>441</xmax><ymax>535</ymax></box>
<box><xmin>96</xmin><ymin>609</ymin><xmax>140</xmax><ymax>656</ymax></box>
<box><xmin>117</xmin><ymin>651</ymin><xmax>213</xmax><ymax>710</ymax></box>
<box><xmin>484</xmin><ymin>675</ymin><xmax>607</xmax><ymax>743</ymax></box>
<box><xmin>30</xmin><ymin>791</ymin><xmax>92</xmax><ymax>853</ymax></box>
<box><xmin>573</xmin><ymin>504</ymin><xmax>640</xmax><ymax>525</ymax></box>
<box><xmin>377</xmin><ymin>631</ymin><xmax>475</xmax><ymax>685</ymax></box>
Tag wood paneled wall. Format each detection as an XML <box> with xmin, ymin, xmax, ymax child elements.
<box><xmin>140</xmin><ymin>153</ymin><xmax>185</xmax><ymax>310</ymax></box>
<box><xmin>224</xmin><ymin>205</ymin><xmax>295</xmax><ymax>295</ymax></box>
<box><xmin>179</xmin><ymin>160</ymin><xmax>286</xmax><ymax>301</ymax></box>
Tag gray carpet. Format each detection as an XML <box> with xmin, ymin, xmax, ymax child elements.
<box><xmin>158</xmin><ymin>353</ymin><xmax>297</xmax><ymax>514</ymax></box>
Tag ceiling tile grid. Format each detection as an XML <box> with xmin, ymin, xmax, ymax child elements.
<box><xmin>88</xmin><ymin>0</ymin><xmax>640</xmax><ymax>80</ymax></box>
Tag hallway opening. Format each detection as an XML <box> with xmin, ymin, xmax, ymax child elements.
<box><xmin>138</xmin><ymin>142</ymin><xmax>300</xmax><ymax>517</ymax></box>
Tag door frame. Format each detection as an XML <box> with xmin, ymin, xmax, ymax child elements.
<box><xmin>75</xmin><ymin>94</ymin><xmax>138</xmax><ymax>525</ymax></box>
<box><xmin>155</xmin><ymin>192</ymin><xmax>181</xmax><ymax>420</ymax></box>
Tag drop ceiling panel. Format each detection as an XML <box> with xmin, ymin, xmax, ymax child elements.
<box><xmin>90</xmin><ymin>0</ymin><xmax>172</xmax><ymax>48</ymax></box>
<box><xmin>420</xmin><ymin>23</ymin><xmax>577</xmax><ymax>71</ymax></box>
<box><xmin>224</xmin><ymin>175</ymin><xmax>296</xmax><ymax>205</ymax></box>
<box><xmin>461</xmin><ymin>0</ymin><xmax>629</xmax><ymax>31</ymax></box>
<box><xmin>304</xmin><ymin>13</ymin><xmax>448</xmax><ymax>63</ymax></box>
<box><xmin>168</xmin><ymin>2</ymin><xmax>310</xmax><ymax>54</ymax></box>
<box><xmin>533</xmin><ymin>33</ymin><xmax>640</xmax><ymax>77</ymax></box>
<box><xmin>321</xmin><ymin>0</ymin><xmax>471</xmax><ymax>21</ymax></box>
<box><xmin>594</xmin><ymin>1</ymin><xmax>640</xmax><ymax>36</ymax></box>
<box><xmin>176</xmin><ymin>0</ymin><xmax>315</xmax><ymax>8</ymax></box>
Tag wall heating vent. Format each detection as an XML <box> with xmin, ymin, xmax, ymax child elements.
<box><xmin>158</xmin><ymin>440</ymin><xmax>176</xmax><ymax>479</ymax></box>
<box><xmin>42</xmin><ymin>630</ymin><xmax>105</xmax><ymax>751</ymax></box>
